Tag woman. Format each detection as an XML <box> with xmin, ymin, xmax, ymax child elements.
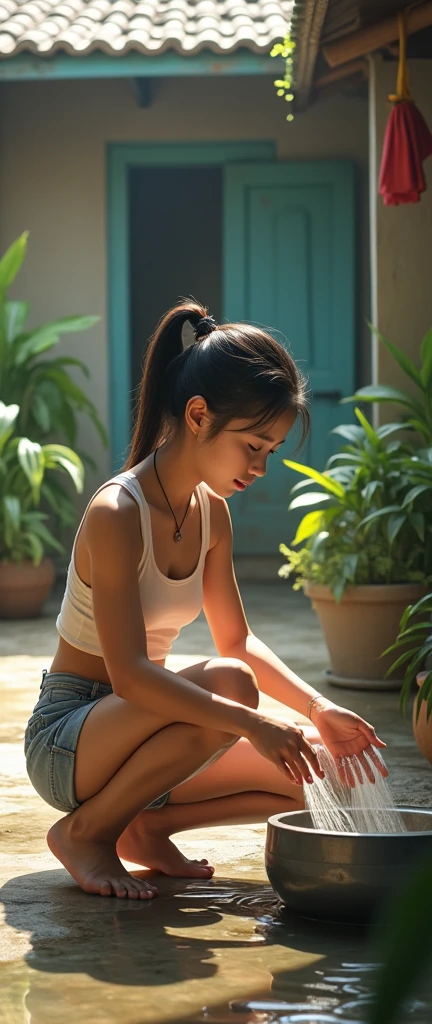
<box><xmin>24</xmin><ymin>302</ymin><xmax>386</xmax><ymax>901</ymax></box>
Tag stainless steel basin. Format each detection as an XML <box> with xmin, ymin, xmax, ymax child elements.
<box><xmin>265</xmin><ymin>807</ymin><xmax>432</xmax><ymax>923</ymax></box>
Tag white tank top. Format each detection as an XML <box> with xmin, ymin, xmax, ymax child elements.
<box><xmin>56</xmin><ymin>470</ymin><xmax>211</xmax><ymax>662</ymax></box>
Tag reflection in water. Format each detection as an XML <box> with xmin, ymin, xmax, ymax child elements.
<box><xmin>1</xmin><ymin>874</ymin><xmax>431</xmax><ymax>1024</ymax></box>
<box><xmin>178</xmin><ymin>884</ymin><xmax>431</xmax><ymax>1024</ymax></box>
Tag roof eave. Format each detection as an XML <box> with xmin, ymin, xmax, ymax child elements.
<box><xmin>0</xmin><ymin>49</ymin><xmax>278</xmax><ymax>80</ymax></box>
<box><xmin>291</xmin><ymin>0</ymin><xmax>330</xmax><ymax>108</ymax></box>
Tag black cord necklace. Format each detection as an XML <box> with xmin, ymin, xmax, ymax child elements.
<box><xmin>153</xmin><ymin>448</ymin><xmax>194</xmax><ymax>543</ymax></box>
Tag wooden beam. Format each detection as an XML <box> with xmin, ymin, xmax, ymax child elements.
<box><xmin>323</xmin><ymin>1</ymin><xmax>432</xmax><ymax>67</ymax></box>
<box><xmin>315</xmin><ymin>58</ymin><xmax>367</xmax><ymax>88</ymax></box>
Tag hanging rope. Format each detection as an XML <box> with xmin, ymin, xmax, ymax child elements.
<box><xmin>389</xmin><ymin>10</ymin><xmax>412</xmax><ymax>103</ymax></box>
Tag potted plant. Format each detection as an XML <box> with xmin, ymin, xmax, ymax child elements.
<box><xmin>386</xmin><ymin>591</ymin><xmax>432</xmax><ymax>764</ymax></box>
<box><xmin>383</xmin><ymin>451</ymin><xmax>432</xmax><ymax>759</ymax></box>
<box><xmin>0</xmin><ymin>402</ymin><xmax>84</xmax><ymax>618</ymax></box>
<box><xmin>343</xmin><ymin>326</ymin><xmax>432</xmax><ymax>447</ymax></box>
<box><xmin>279</xmin><ymin>408</ymin><xmax>431</xmax><ymax>688</ymax></box>
<box><xmin>0</xmin><ymin>232</ymin><xmax>106</xmax><ymax>532</ymax></box>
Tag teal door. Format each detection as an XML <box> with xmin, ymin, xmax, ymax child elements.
<box><xmin>223</xmin><ymin>161</ymin><xmax>355</xmax><ymax>555</ymax></box>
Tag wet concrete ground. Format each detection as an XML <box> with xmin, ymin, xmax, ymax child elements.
<box><xmin>1</xmin><ymin>581</ymin><xmax>431</xmax><ymax>1023</ymax></box>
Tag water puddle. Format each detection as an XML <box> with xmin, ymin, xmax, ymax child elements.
<box><xmin>177</xmin><ymin>882</ymin><xmax>432</xmax><ymax>1024</ymax></box>
<box><xmin>2</xmin><ymin>874</ymin><xmax>431</xmax><ymax>1023</ymax></box>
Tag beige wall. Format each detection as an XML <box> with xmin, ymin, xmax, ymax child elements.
<box><xmin>371</xmin><ymin>57</ymin><xmax>432</xmax><ymax>391</ymax></box>
<box><xmin>0</xmin><ymin>75</ymin><xmax>369</xmax><ymax>521</ymax></box>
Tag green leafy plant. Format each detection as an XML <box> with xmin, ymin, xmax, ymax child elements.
<box><xmin>343</xmin><ymin>325</ymin><xmax>432</xmax><ymax>446</ymax></box>
<box><xmin>359</xmin><ymin>445</ymin><xmax>432</xmax><ymax>576</ymax></box>
<box><xmin>385</xmin><ymin>591</ymin><xmax>432</xmax><ymax>720</ymax></box>
<box><xmin>279</xmin><ymin>408</ymin><xmax>432</xmax><ymax>601</ymax></box>
<box><xmin>367</xmin><ymin>856</ymin><xmax>432</xmax><ymax>1024</ymax></box>
<box><xmin>271</xmin><ymin>35</ymin><xmax>295</xmax><ymax>120</ymax></box>
<box><xmin>0</xmin><ymin>232</ymin><xmax>107</xmax><ymax>465</ymax></box>
<box><xmin>0</xmin><ymin>401</ymin><xmax>84</xmax><ymax>565</ymax></box>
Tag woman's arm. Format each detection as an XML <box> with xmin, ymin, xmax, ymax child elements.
<box><xmin>86</xmin><ymin>490</ymin><xmax>259</xmax><ymax>738</ymax></box>
<box><xmin>86</xmin><ymin>489</ymin><xmax>322</xmax><ymax>785</ymax></box>
<box><xmin>203</xmin><ymin>495</ymin><xmax>323</xmax><ymax>718</ymax></box>
<box><xmin>203</xmin><ymin>496</ymin><xmax>387</xmax><ymax>782</ymax></box>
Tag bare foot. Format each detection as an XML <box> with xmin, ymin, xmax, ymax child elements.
<box><xmin>116</xmin><ymin>819</ymin><xmax>215</xmax><ymax>879</ymax></box>
<box><xmin>47</xmin><ymin>816</ymin><xmax>159</xmax><ymax>899</ymax></box>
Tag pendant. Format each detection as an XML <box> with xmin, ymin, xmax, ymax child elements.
<box><xmin>174</xmin><ymin>530</ymin><xmax>182</xmax><ymax>543</ymax></box>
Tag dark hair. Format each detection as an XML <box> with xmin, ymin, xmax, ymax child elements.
<box><xmin>124</xmin><ymin>301</ymin><xmax>310</xmax><ymax>469</ymax></box>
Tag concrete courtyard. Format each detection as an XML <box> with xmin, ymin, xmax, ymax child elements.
<box><xmin>1</xmin><ymin>579</ymin><xmax>431</xmax><ymax>1023</ymax></box>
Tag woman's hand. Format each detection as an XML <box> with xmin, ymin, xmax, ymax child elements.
<box><xmin>310</xmin><ymin>698</ymin><xmax>387</xmax><ymax>786</ymax></box>
<box><xmin>245</xmin><ymin>714</ymin><xmax>325</xmax><ymax>786</ymax></box>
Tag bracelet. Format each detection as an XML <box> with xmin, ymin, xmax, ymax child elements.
<box><xmin>306</xmin><ymin>695</ymin><xmax>322</xmax><ymax>720</ymax></box>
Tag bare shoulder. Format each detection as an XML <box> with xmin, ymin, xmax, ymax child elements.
<box><xmin>200</xmin><ymin>482</ymin><xmax>232</xmax><ymax>550</ymax></box>
<box><xmin>84</xmin><ymin>482</ymin><xmax>143</xmax><ymax>566</ymax></box>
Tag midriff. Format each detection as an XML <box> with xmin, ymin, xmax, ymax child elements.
<box><xmin>49</xmin><ymin>635</ymin><xmax>165</xmax><ymax>684</ymax></box>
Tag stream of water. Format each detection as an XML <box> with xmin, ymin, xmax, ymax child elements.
<box><xmin>304</xmin><ymin>746</ymin><xmax>407</xmax><ymax>834</ymax></box>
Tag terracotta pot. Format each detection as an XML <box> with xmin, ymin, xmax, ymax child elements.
<box><xmin>413</xmin><ymin>671</ymin><xmax>432</xmax><ymax>765</ymax></box>
<box><xmin>305</xmin><ymin>582</ymin><xmax>427</xmax><ymax>690</ymax></box>
<box><xmin>0</xmin><ymin>557</ymin><xmax>55</xmax><ymax>618</ymax></box>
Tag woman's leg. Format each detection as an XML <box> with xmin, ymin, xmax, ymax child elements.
<box><xmin>116</xmin><ymin>731</ymin><xmax>319</xmax><ymax>867</ymax></box>
<box><xmin>47</xmin><ymin>658</ymin><xmax>258</xmax><ymax>898</ymax></box>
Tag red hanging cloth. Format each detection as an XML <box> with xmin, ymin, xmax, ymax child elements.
<box><xmin>379</xmin><ymin>11</ymin><xmax>432</xmax><ymax>206</ymax></box>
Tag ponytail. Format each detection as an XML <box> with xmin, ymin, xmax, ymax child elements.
<box><xmin>124</xmin><ymin>299</ymin><xmax>310</xmax><ymax>470</ymax></box>
<box><xmin>124</xmin><ymin>301</ymin><xmax>207</xmax><ymax>469</ymax></box>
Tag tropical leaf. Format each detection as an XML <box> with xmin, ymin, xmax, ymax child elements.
<box><xmin>32</xmin><ymin>394</ymin><xmax>51</xmax><ymax>433</ymax></box>
<box><xmin>403</xmin><ymin>593</ymin><xmax>432</xmax><ymax>618</ymax></box>
<box><xmin>39</xmin><ymin>367</ymin><xmax>108</xmax><ymax>445</ymax></box>
<box><xmin>2</xmin><ymin>494</ymin><xmax>21</xmax><ymax>548</ymax></box>
<box><xmin>14</xmin><ymin>316</ymin><xmax>100</xmax><ymax>366</ymax></box>
<box><xmin>359</xmin><ymin>505</ymin><xmax>401</xmax><ymax>529</ymax></box>
<box><xmin>376</xmin><ymin>422</ymin><xmax>405</xmax><ymax>440</ymax></box>
<box><xmin>293</xmin><ymin>510</ymin><xmax>325</xmax><ymax>545</ymax></box>
<box><xmin>309</xmin><ymin>530</ymin><xmax>330</xmax><ymax>557</ymax></box>
<box><xmin>16</xmin><ymin>438</ymin><xmax>44</xmax><ymax>499</ymax></box>
<box><xmin>48</xmin><ymin>355</ymin><xmax>90</xmax><ymax>378</ymax></box>
<box><xmin>22</xmin><ymin>531</ymin><xmax>44</xmax><ymax>565</ymax></box>
<box><xmin>330</xmin><ymin>423</ymin><xmax>364</xmax><ymax>443</ymax></box>
<box><xmin>341</xmin><ymin>384</ymin><xmax>413</xmax><ymax>406</ymax></box>
<box><xmin>361</xmin><ymin>480</ymin><xmax>382</xmax><ymax>502</ymax></box>
<box><xmin>354</xmin><ymin>406</ymin><xmax>379</xmax><ymax>447</ymax></box>
<box><xmin>377</xmin><ymin>332</ymin><xmax>422</xmax><ymax>388</ymax></box>
<box><xmin>420</xmin><ymin>328</ymin><xmax>432</xmax><ymax>389</ymax></box>
<box><xmin>385</xmin><ymin>648</ymin><xmax>420</xmax><ymax>678</ymax></box>
<box><xmin>0</xmin><ymin>232</ymin><xmax>28</xmax><ymax>292</ymax></box>
<box><xmin>28</xmin><ymin>516</ymin><xmax>64</xmax><ymax>552</ymax></box>
<box><xmin>416</xmin><ymin>671</ymin><xmax>432</xmax><ymax>722</ymax></box>
<box><xmin>40</xmin><ymin>479</ymin><xmax>76</xmax><ymax>525</ymax></box>
<box><xmin>409</xmin><ymin>511</ymin><xmax>425</xmax><ymax>542</ymax></box>
<box><xmin>5</xmin><ymin>300</ymin><xmax>29</xmax><ymax>343</ymax></box>
<box><xmin>402</xmin><ymin>484</ymin><xmax>430</xmax><ymax>506</ymax></box>
<box><xmin>14</xmin><ymin>331</ymin><xmax>59</xmax><ymax>366</ymax></box>
<box><xmin>34</xmin><ymin>315</ymin><xmax>100</xmax><ymax>335</ymax></box>
<box><xmin>408</xmin><ymin>418</ymin><xmax>431</xmax><ymax>442</ymax></box>
<box><xmin>332</xmin><ymin>577</ymin><xmax>347</xmax><ymax>603</ymax></box>
<box><xmin>41</xmin><ymin>443</ymin><xmax>84</xmax><ymax>492</ymax></box>
<box><xmin>387</xmin><ymin>512</ymin><xmax>406</xmax><ymax>545</ymax></box>
<box><xmin>0</xmin><ymin>402</ymin><xmax>19</xmax><ymax>452</ymax></box>
<box><xmin>289</xmin><ymin>492</ymin><xmax>333</xmax><ymax>510</ymax></box>
<box><xmin>283</xmin><ymin>459</ymin><xmax>345</xmax><ymax>498</ymax></box>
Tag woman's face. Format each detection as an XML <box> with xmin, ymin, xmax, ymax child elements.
<box><xmin>196</xmin><ymin>407</ymin><xmax>297</xmax><ymax>498</ymax></box>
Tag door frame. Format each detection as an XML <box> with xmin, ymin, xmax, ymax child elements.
<box><xmin>106</xmin><ymin>141</ymin><xmax>276</xmax><ymax>469</ymax></box>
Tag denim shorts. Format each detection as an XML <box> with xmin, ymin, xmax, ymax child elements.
<box><xmin>24</xmin><ymin>670</ymin><xmax>170</xmax><ymax>814</ymax></box>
